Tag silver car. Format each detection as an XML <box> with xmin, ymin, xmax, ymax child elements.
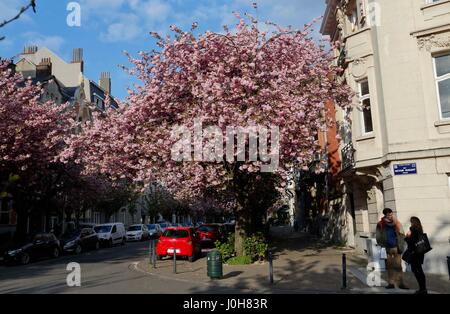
<box><xmin>146</xmin><ymin>224</ymin><xmax>162</xmax><ymax>238</ymax></box>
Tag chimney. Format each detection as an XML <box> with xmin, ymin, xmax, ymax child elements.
<box><xmin>23</xmin><ymin>45</ymin><xmax>38</xmax><ymax>54</ymax></box>
<box><xmin>36</xmin><ymin>58</ymin><xmax>52</xmax><ymax>78</ymax></box>
<box><xmin>99</xmin><ymin>72</ymin><xmax>111</xmax><ymax>94</ymax></box>
<box><xmin>72</xmin><ymin>48</ymin><xmax>84</xmax><ymax>72</ymax></box>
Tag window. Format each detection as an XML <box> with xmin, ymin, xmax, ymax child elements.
<box><xmin>0</xmin><ymin>199</ymin><xmax>10</xmax><ymax>225</ymax></box>
<box><xmin>349</xmin><ymin>6</ymin><xmax>359</xmax><ymax>32</ymax></box>
<box><xmin>434</xmin><ymin>53</ymin><xmax>450</xmax><ymax>119</ymax></box>
<box><xmin>358</xmin><ymin>80</ymin><xmax>374</xmax><ymax>134</ymax></box>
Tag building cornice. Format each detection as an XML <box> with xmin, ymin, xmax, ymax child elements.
<box><xmin>354</xmin><ymin>147</ymin><xmax>450</xmax><ymax>169</ymax></box>
<box><xmin>411</xmin><ymin>23</ymin><xmax>450</xmax><ymax>38</ymax></box>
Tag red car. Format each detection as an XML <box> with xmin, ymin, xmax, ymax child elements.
<box><xmin>156</xmin><ymin>227</ymin><xmax>201</xmax><ymax>262</ymax></box>
<box><xmin>196</xmin><ymin>224</ymin><xmax>224</xmax><ymax>247</ymax></box>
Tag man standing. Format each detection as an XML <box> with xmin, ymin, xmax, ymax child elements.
<box><xmin>376</xmin><ymin>208</ymin><xmax>409</xmax><ymax>290</ymax></box>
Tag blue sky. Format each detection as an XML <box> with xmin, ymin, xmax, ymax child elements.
<box><xmin>0</xmin><ymin>0</ymin><xmax>326</xmax><ymax>100</ymax></box>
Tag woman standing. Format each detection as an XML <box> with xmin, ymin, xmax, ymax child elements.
<box><xmin>405</xmin><ymin>217</ymin><xmax>427</xmax><ymax>294</ymax></box>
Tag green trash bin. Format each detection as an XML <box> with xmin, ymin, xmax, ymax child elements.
<box><xmin>207</xmin><ymin>250</ymin><xmax>223</xmax><ymax>279</ymax></box>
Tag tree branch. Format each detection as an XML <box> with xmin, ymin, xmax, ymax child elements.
<box><xmin>0</xmin><ymin>0</ymin><xmax>37</xmax><ymax>41</ymax></box>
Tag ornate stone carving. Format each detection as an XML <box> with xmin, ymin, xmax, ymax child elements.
<box><xmin>351</xmin><ymin>58</ymin><xmax>367</xmax><ymax>78</ymax></box>
<box><xmin>417</xmin><ymin>34</ymin><xmax>450</xmax><ymax>51</ymax></box>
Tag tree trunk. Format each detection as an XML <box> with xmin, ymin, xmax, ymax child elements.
<box><xmin>234</xmin><ymin>202</ymin><xmax>248</xmax><ymax>256</ymax></box>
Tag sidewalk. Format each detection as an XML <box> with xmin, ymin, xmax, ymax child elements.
<box><xmin>137</xmin><ymin>226</ymin><xmax>449</xmax><ymax>294</ymax></box>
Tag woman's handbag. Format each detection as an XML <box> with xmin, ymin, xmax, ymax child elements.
<box><xmin>414</xmin><ymin>233</ymin><xmax>432</xmax><ymax>255</ymax></box>
<box><xmin>402</xmin><ymin>249</ymin><xmax>413</xmax><ymax>264</ymax></box>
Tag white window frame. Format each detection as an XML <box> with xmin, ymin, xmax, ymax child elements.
<box><xmin>433</xmin><ymin>52</ymin><xmax>450</xmax><ymax>120</ymax></box>
<box><xmin>358</xmin><ymin>79</ymin><xmax>374</xmax><ymax>135</ymax></box>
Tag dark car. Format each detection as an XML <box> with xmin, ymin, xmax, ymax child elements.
<box><xmin>60</xmin><ymin>228</ymin><xmax>100</xmax><ymax>254</ymax></box>
<box><xmin>196</xmin><ymin>224</ymin><xmax>225</xmax><ymax>247</ymax></box>
<box><xmin>3</xmin><ymin>233</ymin><xmax>61</xmax><ymax>265</ymax></box>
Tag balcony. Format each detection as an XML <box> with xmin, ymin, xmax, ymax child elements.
<box><xmin>341</xmin><ymin>143</ymin><xmax>356</xmax><ymax>171</ymax></box>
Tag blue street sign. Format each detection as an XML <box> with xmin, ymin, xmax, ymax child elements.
<box><xmin>393</xmin><ymin>163</ymin><xmax>417</xmax><ymax>175</ymax></box>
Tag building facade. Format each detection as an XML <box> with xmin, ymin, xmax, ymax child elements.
<box><xmin>320</xmin><ymin>0</ymin><xmax>450</xmax><ymax>274</ymax></box>
<box><xmin>0</xmin><ymin>46</ymin><xmax>120</xmax><ymax>239</ymax></box>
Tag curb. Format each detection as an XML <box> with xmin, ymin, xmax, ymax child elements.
<box><xmin>131</xmin><ymin>260</ymin><xmax>360</xmax><ymax>294</ymax></box>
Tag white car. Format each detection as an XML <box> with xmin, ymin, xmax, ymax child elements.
<box><xmin>94</xmin><ymin>223</ymin><xmax>126</xmax><ymax>247</ymax></box>
<box><xmin>126</xmin><ymin>224</ymin><xmax>149</xmax><ymax>241</ymax></box>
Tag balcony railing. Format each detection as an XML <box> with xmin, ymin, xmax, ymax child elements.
<box><xmin>341</xmin><ymin>142</ymin><xmax>355</xmax><ymax>171</ymax></box>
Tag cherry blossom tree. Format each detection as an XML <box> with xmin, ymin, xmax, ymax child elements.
<box><xmin>0</xmin><ymin>60</ymin><xmax>74</xmax><ymax>236</ymax></box>
<box><xmin>62</xmin><ymin>9</ymin><xmax>353</xmax><ymax>255</ymax></box>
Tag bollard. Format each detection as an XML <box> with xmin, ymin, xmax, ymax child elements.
<box><xmin>152</xmin><ymin>239</ymin><xmax>157</xmax><ymax>269</ymax></box>
<box><xmin>268</xmin><ymin>250</ymin><xmax>274</xmax><ymax>284</ymax></box>
<box><xmin>149</xmin><ymin>240</ymin><xmax>153</xmax><ymax>264</ymax></box>
<box><xmin>342</xmin><ymin>253</ymin><xmax>347</xmax><ymax>289</ymax></box>
<box><xmin>173</xmin><ymin>248</ymin><xmax>177</xmax><ymax>274</ymax></box>
<box><xmin>447</xmin><ymin>256</ymin><xmax>450</xmax><ymax>280</ymax></box>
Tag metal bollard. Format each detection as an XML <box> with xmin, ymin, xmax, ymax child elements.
<box><xmin>173</xmin><ymin>248</ymin><xmax>177</xmax><ymax>274</ymax></box>
<box><xmin>447</xmin><ymin>256</ymin><xmax>450</xmax><ymax>280</ymax></box>
<box><xmin>268</xmin><ymin>250</ymin><xmax>274</xmax><ymax>284</ymax></box>
<box><xmin>342</xmin><ymin>253</ymin><xmax>347</xmax><ymax>289</ymax></box>
<box><xmin>149</xmin><ymin>240</ymin><xmax>153</xmax><ymax>264</ymax></box>
<box><xmin>152</xmin><ymin>239</ymin><xmax>157</xmax><ymax>269</ymax></box>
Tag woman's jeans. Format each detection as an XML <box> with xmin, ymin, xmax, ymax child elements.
<box><xmin>411</xmin><ymin>260</ymin><xmax>427</xmax><ymax>291</ymax></box>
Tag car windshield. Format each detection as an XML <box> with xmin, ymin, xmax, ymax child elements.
<box><xmin>128</xmin><ymin>226</ymin><xmax>142</xmax><ymax>231</ymax></box>
<box><xmin>147</xmin><ymin>224</ymin><xmax>156</xmax><ymax>229</ymax></box>
<box><xmin>198</xmin><ymin>225</ymin><xmax>218</xmax><ymax>232</ymax></box>
<box><xmin>62</xmin><ymin>229</ymin><xmax>81</xmax><ymax>238</ymax></box>
<box><xmin>163</xmin><ymin>229</ymin><xmax>189</xmax><ymax>238</ymax></box>
<box><xmin>94</xmin><ymin>225</ymin><xmax>112</xmax><ymax>233</ymax></box>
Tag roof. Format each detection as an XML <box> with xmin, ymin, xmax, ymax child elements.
<box><xmin>320</xmin><ymin>0</ymin><xmax>338</xmax><ymax>36</ymax></box>
<box><xmin>29</xmin><ymin>75</ymin><xmax>78</xmax><ymax>103</ymax></box>
<box><xmin>89</xmin><ymin>80</ymin><xmax>119</xmax><ymax>109</ymax></box>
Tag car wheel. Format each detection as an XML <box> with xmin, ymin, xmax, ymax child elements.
<box><xmin>121</xmin><ymin>237</ymin><xmax>126</xmax><ymax>245</ymax></box>
<box><xmin>95</xmin><ymin>241</ymin><xmax>100</xmax><ymax>250</ymax></box>
<box><xmin>109</xmin><ymin>239</ymin><xmax>113</xmax><ymax>248</ymax></box>
<box><xmin>52</xmin><ymin>247</ymin><xmax>60</xmax><ymax>258</ymax></box>
<box><xmin>157</xmin><ymin>255</ymin><xmax>163</xmax><ymax>260</ymax></box>
<box><xmin>188</xmin><ymin>255</ymin><xmax>195</xmax><ymax>263</ymax></box>
<box><xmin>75</xmin><ymin>244</ymin><xmax>82</xmax><ymax>255</ymax></box>
<box><xmin>20</xmin><ymin>253</ymin><xmax>30</xmax><ymax>265</ymax></box>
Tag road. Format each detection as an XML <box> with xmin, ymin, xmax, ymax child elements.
<box><xmin>0</xmin><ymin>241</ymin><xmax>240</xmax><ymax>294</ymax></box>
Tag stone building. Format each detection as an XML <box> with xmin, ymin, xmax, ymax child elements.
<box><xmin>319</xmin><ymin>0</ymin><xmax>450</xmax><ymax>274</ymax></box>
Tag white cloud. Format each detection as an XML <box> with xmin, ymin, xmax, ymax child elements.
<box><xmin>76</xmin><ymin>0</ymin><xmax>325</xmax><ymax>43</ymax></box>
<box><xmin>21</xmin><ymin>33</ymin><xmax>65</xmax><ymax>54</ymax></box>
<box><xmin>100</xmin><ymin>14</ymin><xmax>141</xmax><ymax>42</ymax></box>
<box><xmin>0</xmin><ymin>0</ymin><xmax>33</xmax><ymax>24</ymax></box>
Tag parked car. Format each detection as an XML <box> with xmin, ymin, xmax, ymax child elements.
<box><xmin>146</xmin><ymin>224</ymin><xmax>162</xmax><ymax>238</ymax></box>
<box><xmin>156</xmin><ymin>227</ymin><xmax>201</xmax><ymax>262</ymax></box>
<box><xmin>158</xmin><ymin>222</ymin><xmax>170</xmax><ymax>232</ymax></box>
<box><xmin>3</xmin><ymin>233</ymin><xmax>61</xmax><ymax>265</ymax></box>
<box><xmin>60</xmin><ymin>228</ymin><xmax>100</xmax><ymax>254</ymax></box>
<box><xmin>94</xmin><ymin>223</ymin><xmax>126</xmax><ymax>247</ymax></box>
<box><xmin>126</xmin><ymin>224</ymin><xmax>149</xmax><ymax>241</ymax></box>
<box><xmin>196</xmin><ymin>224</ymin><xmax>225</xmax><ymax>246</ymax></box>
<box><xmin>78</xmin><ymin>223</ymin><xmax>97</xmax><ymax>230</ymax></box>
